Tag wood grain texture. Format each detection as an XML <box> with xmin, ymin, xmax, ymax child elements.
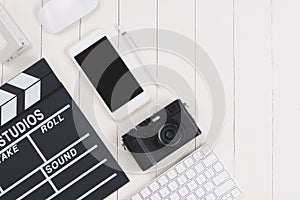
<box><xmin>3</xmin><ymin>0</ymin><xmax>300</xmax><ymax>199</ymax></box>
<box><xmin>196</xmin><ymin>0</ymin><xmax>235</xmax><ymax>175</ymax></box>
<box><xmin>117</xmin><ymin>0</ymin><xmax>158</xmax><ymax>199</ymax></box>
<box><xmin>273</xmin><ymin>0</ymin><xmax>300</xmax><ymax>199</ymax></box>
<box><xmin>156</xmin><ymin>0</ymin><xmax>197</xmax><ymax>175</ymax></box>
<box><xmin>234</xmin><ymin>0</ymin><xmax>273</xmax><ymax>199</ymax></box>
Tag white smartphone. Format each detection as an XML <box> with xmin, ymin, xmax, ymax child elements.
<box><xmin>69</xmin><ymin>30</ymin><xmax>150</xmax><ymax>120</ymax></box>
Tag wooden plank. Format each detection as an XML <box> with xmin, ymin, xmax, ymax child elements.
<box><xmin>2</xmin><ymin>0</ymin><xmax>42</xmax><ymax>82</ymax></box>
<box><xmin>234</xmin><ymin>0</ymin><xmax>273</xmax><ymax>199</ymax></box>
<box><xmin>117</xmin><ymin>0</ymin><xmax>157</xmax><ymax>198</ymax></box>
<box><xmin>77</xmin><ymin>0</ymin><xmax>119</xmax><ymax>151</ymax></box>
<box><xmin>41</xmin><ymin>2</ymin><xmax>81</xmax><ymax>99</ymax></box>
<box><xmin>0</xmin><ymin>0</ymin><xmax>3</xmax><ymax>84</ymax></box>
<box><xmin>78</xmin><ymin>0</ymin><xmax>119</xmax><ymax>135</ymax></box>
<box><xmin>79</xmin><ymin>1</ymin><xmax>119</xmax><ymax>200</ymax></box>
<box><xmin>80</xmin><ymin>0</ymin><xmax>118</xmax><ymax>36</ymax></box>
<box><xmin>196</xmin><ymin>0</ymin><xmax>235</xmax><ymax>174</ymax></box>
<box><xmin>156</xmin><ymin>0</ymin><xmax>197</xmax><ymax>175</ymax></box>
<box><xmin>273</xmin><ymin>0</ymin><xmax>300</xmax><ymax>199</ymax></box>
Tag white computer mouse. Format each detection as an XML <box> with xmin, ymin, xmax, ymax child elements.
<box><xmin>39</xmin><ymin>0</ymin><xmax>99</xmax><ymax>34</ymax></box>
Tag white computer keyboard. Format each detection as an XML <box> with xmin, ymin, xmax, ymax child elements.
<box><xmin>130</xmin><ymin>144</ymin><xmax>242</xmax><ymax>200</ymax></box>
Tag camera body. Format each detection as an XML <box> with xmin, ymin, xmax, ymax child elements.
<box><xmin>122</xmin><ymin>99</ymin><xmax>201</xmax><ymax>171</ymax></box>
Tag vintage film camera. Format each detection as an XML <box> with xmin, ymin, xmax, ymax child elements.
<box><xmin>122</xmin><ymin>99</ymin><xmax>202</xmax><ymax>171</ymax></box>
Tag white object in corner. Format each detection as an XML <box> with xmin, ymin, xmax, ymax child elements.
<box><xmin>39</xmin><ymin>0</ymin><xmax>99</xmax><ymax>34</ymax></box>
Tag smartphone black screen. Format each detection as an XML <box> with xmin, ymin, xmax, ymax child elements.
<box><xmin>74</xmin><ymin>36</ymin><xmax>143</xmax><ymax>112</ymax></box>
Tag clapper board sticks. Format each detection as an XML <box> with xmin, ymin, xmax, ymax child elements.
<box><xmin>0</xmin><ymin>59</ymin><xmax>129</xmax><ymax>200</ymax></box>
<box><xmin>0</xmin><ymin>60</ymin><xmax>60</xmax><ymax>126</ymax></box>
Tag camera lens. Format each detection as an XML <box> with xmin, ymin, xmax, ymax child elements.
<box><xmin>158</xmin><ymin>123</ymin><xmax>181</xmax><ymax>146</ymax></box>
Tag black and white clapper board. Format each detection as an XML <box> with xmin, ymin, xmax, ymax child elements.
<box><xmin>0</xmin><ymin>59</ymin><xmax>129</xmax><ymax>200</ymax></box>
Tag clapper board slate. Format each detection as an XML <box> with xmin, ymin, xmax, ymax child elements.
<box><xmin>0</xmin><ymin>59</ymin><xmax>129</xmax><ymax>200</ymax></box>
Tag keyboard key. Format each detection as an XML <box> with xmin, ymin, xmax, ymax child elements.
<box><xmin>205</xmin><ymin>168</ymin><xmax>215</xmax><ymax>179</ymax></box>
<box><xmin>193</xmin><ymin>151</ymin><xmax>204</xmax><ymax>161</ymax></box>
<box><xmin>222</xmin><ymin>194</ymin><xmax>231</xmax><ymax>200</ymax></box>
<box><xmin>130</xmin><ymin>144</ymin><xmax>242</xmax><ymax>200</ymax></box>
<box><xmin>187</xmin><ymin>193</ymin><xmax>197</xmax><ymax>200</ymax></box>
<box><xmin>149</xmin><ymin>182</ymin><xmax>160</xmax><ymax>192</ymax></box>
<box><xmin>178</xmin><ymin>186</ymin><xmax>189</xmax><ymax>197</ymax></box>
<box><xmin>168</xmin><ymin>181</ymin><xmax>179</xmax><ymax>191</ymax></box>
<box><xmin>175</xmin><ymin>163</ymin><xmax>186</xmax><ymax>173</ymax></box>
<box><xmin>213</xmin><ymin>162</ymin><xmax>224</xmax><ymax>172</ymax></box>
<box><xmin>158</xmin><ymin>176</ymin><xmax>168</xmax><ymax>186</ymax></box>
<box><xmin>231</xmin><ymin>187</ymin><xmax>242</xmax><ymax>198</ymax></box>
<box><xmin>187</xmin><ymin>180</ymin><xmax>197</xmax><ymax>191</ymax></box>
<box><xmin>196</xmin><ymin>174</ymin><xmax>207</xmax><ymax>184</ymax></box>
<box><xmin>167</xmin><ymin>170</ymin><xmax>177</xmax><ymax>179</ymax></box>
<box><xmin>131</xmin><ymin>194</ymin><xmax>142</xmax><ymax>200</ymax></box>
<box><xmin>213</xmin><ymin>171</ymin><xmax>229</xmax><ymax>185</ymax></box>
<box><xmin>215</xmin><ymin>180</ymin><xmax>235</xmax><ymax>197</ymax></box>
<box><xmin>205</xmin><ymin>193</ymin><xmax>216</xmax><ymax>200</ymax></box>
<box><xmin>141</xmin><ymin>188</ymin><xmax>151</xmax><ymax>198</ymax></box>
<box><xmin>195</xmin><ymin>163</ymin><xmax>205</xmax><ymax>173</ymax></box>
<box><xmin>195</xmin><ymin>187</ymin><xmax>205</xmax><ymax>198</ymax></box>
<box><xmin>170</xmin><ymin>193</ymin><xmax>180</xmax><ymax>200</ymax></box>
<box><xmin>159</xmin><ymin>187</ymin><xmax>170</xmax><ymax>197</ymax></box>
<box><xmin>151</xmin><ymin>193</ymin><xmax>162</xmax><ymax>200</ymax></box>
<box><xmin>204</xmin><ymin>154</ymin><xmax>218</xmax><ymax>167</ymax></box>
<box><xmin>186</xmin><ymin>169</ymin><xmax>196</xmax><ymax>179</ymax></box>
<box><xmin>177</xmin><ymin>175</ymin><xmax>187</xmax><ymax>185</ymax></box>
<box><xmin>201</xmin><ymin>145</ymin><xmax>212</xmax><ymax>156</ymax></box>
<box><xmin>204</xmin><ymin>181</ymin><xmax>214</xmax><ymax>192</ymax></box>
<box><xmin>184</xmin><ymin>157</ymin><xmax>195</xmax><ymax>167</ymax></box>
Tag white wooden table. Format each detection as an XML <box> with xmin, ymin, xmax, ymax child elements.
<box><xmin>1</xmin><ymin>0</ymin><xmax>300</xmax><ymax>199</ymax></box>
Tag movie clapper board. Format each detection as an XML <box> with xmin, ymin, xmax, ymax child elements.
<box><xmin>0</xmin><ymin>59</ymin><xmax>129</xmax><ymax>200</ymax></box>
